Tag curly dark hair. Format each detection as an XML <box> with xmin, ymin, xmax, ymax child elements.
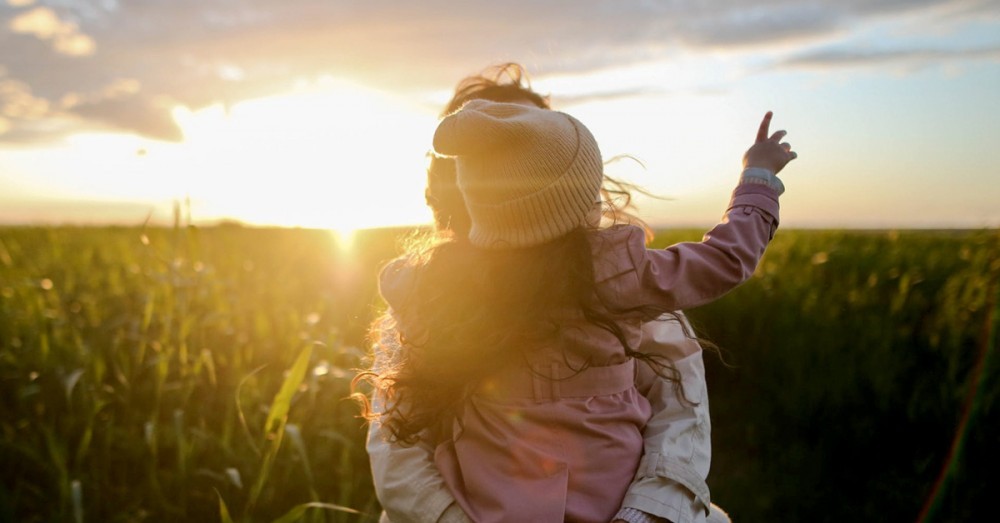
<box><xmin>355</xmin><ymin>63</ymin><xmax>688</xmax><ymax>445</ymax></box>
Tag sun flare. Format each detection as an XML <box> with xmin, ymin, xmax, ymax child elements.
<box><xmin>143</xmin><ymin>77</ymin><xmax>438</xmax><ymax>230</ymax></box>
<box><xmin>330</xmin><ymin>227</ymin><xmax>358</xmax><ymax>251</ymax></box>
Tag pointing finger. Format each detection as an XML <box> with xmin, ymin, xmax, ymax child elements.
<box><xmin>756</xmin><ymin>111</ymin><xmax>772</xmax><ymax>143</ymax></box>
<box><xmin>770</xmin><ymin>130</ymin><xmax>787</xmax><ymax>142</ymax></box>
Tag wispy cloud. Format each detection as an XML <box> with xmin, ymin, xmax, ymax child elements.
<box><xmin>550</xmin><ymin>86</ymin><xmax>667</xmax><ymax>107</ymax></box>
<box><xmin>8</xmin><ymin>6</ymin><xmax>95</xmax><ymax>56</ymax></box>
<box><xmin>775</xmin><ymin>44</ymin><xmax>1000</xmax><ymax>71</ymax></box>
<box><xmin>0</xmin><ymin>0</ymin><xmax>996</xmax><ymax>144</ymax></box>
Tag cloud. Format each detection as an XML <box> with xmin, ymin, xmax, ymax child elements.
<box><xmin>0</xmin><ymin>78</ymin><xmax>50</xmax><ymax>119</ymax></box>
<box><xmin>71</xmin><ymin>94</ymin><xmax>183</xmax><ymax>142</ymax></box>
<box><xmin>0</xmin><ymin>0</ymin><xmax>996</xmax><ymax>145</ymax></box>
<box><xmin>552</xmin><ymin>87</ymin><xmax>664</xmax><ymax>107</ymax></box>
<box><xmin>8</xmin><ymin>6</ymin><xmax>95</xmax><ymax>56</ymax></box>
<box><xmin>0</xmin><ymin>72</ymin><xmax>180</xmax><ymax>142</ymax></box>
<box><xmin>56</xmin><ymin>77</ymin><xmax>183</xmax><ymax>142</ymax></box>
<box><xmin>775</xmin><ymin>44</ymin><xmax>1000</xmax><ymax>71</ymax></box>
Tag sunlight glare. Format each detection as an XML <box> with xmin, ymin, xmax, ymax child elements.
<box><xmin>331</xmin><ymin>227</ymin><xmax>357</xmax><ymax>252</ymax></box>
<box><xmin>164</xmin><ymin>76</ymin><xmax>437</xmax><ymax>230</ymax></box>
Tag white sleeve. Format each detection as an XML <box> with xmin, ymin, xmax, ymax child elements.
<box><xmin>619</xmin><ymin>312</ymin><xmax>713</xmax><ymax>523</ymax></box>
<box><xmin>366</xmin><ymin>314</ymin><xmax>471</xmax><ymax>523</ymax></box>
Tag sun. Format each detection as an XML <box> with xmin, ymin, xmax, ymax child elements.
<box><xmin>157</xmin><ymin>77</ymin><xmax>437</xmax><ymax>231</ymax></box>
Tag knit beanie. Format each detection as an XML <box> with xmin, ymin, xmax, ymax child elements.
<box><xmin>432</xmin><ymin>99</ymin><xmax>604</xmax><ymax>249</ymax></box>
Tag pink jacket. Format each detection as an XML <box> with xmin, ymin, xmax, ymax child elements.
<box><xmin>368</xmin><ymin>314</ymin><xmax>729</xmax><ymax>523</ymax></box>
<box><xmin>377</xmin><ymin>182</ymin><xmax>779</xmax><ymax>522</ymax></box>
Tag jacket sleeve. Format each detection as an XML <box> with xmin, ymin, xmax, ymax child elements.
<box><xmin>366</xmin><ymin>314</ymin><xmax>472</xmax><ymax>523</ymax></box>
<box><xmin>619</xmin><ymin>313</ymin><xmax>713</xmax><ymax>522</ymax></box>
<box><xmin>596</xmin><ymin>183</ymin><xmax>780</xmax><ymax>315</ymax></box>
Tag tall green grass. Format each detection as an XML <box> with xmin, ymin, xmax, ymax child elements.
<box><xmin>0</xmin><ymin>223</ymin><xmax>398</xmax><ymax>521</ymax></box>
<box><xmin>1</xmin><ymin>225</ymin><xmax>996</xmax><ymax>521</ymax></box>
<box><xmin>677</xmin><ymin>229</ymin><xmax>1000</xmax><ymax>522</ymax></box>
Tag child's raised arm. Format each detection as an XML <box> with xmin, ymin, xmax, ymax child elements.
<box><xmin>594</xmin><ymin>112</ymin><xmax>797</xmax><ymax>314</ymax></box>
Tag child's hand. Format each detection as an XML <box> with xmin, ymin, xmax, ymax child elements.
<box><xmin>742</xmin><ymin>111</ymin><xmax>797</xmax><ymax>175</ymax></box>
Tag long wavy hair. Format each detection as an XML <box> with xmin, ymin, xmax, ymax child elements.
<box><xmin>355</xmin><ymin>64</ymin><xmax>687</xmax><ymax>445</ymax></box>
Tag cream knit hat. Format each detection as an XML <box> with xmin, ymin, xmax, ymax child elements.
<box><xmin>432</xmin><ymin>99</ymin><xmax>604</xmax><ymax>249</ymax></box>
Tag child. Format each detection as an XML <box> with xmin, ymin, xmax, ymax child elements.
<box><xmin>367</xmin><ymin>65</ymin><xmax>733</xmax><ymax>523</ymax></box>
<box><xmin>368</xmin><ymin>101</ymin><xmax>794</xmax><ymax>522</ymax></box>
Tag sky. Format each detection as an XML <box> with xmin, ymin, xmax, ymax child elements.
<box><xmin>0</xmin><ymin>0</ymin><xmax>998</xmax><ymax>230</ymax></box>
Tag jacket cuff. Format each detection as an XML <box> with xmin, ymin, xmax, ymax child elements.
<box><xmin>728</xmin><ymin>182</ymin><xmax>780</xmax><ymax>230</ymax></box>
<box><xmin>614</xmin><ymin>507</ymin><xmax>667</xmax><ymax>523</ymax></box>
<box><xmin>419</xmin><ymin>488</ymin><xmax>460</xmax><ymax>523</ymax></box>
<box><xmin>621</xmin><ymin>477</ymin><xmax>709</xmax><ymax>523</ymax></box>
<box><xmin>739</xmin><ymin>167</ymin><xmax>785</xmax><ymax>195</ymax></box>
<box><xmin>634</xmin><ymin>452</ymin><xmax>711</xmax><ymax>515</ymax></box>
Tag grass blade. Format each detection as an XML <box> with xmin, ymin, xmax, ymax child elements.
<box><xmin>71</xmin><ymin>479</ymin><xmax>83</xmax><ymax>523</ymax></box>
<box><xmin>270</xmin><ymin>502</ymin><xmax>362</xmax><ymax>523</ymax></box>
<box><xmin>246</xmin><ymin>344</ymin><xmax>313</xmax><ymax>517</ymax></box>
<box><xmin>217</xmin><ymin>489</ymin><xmax>235</xmax><ymax>523</ymax></box>
<box><xmin>264</xmin><ymin>345</ymin><xmax>313</xmax><ymax>436</ymax></box>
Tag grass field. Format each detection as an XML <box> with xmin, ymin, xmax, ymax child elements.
<box><xmin>1</xmin><ymin>224</ymin><xmax>997</xmax><ymax>522</ymax></box>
